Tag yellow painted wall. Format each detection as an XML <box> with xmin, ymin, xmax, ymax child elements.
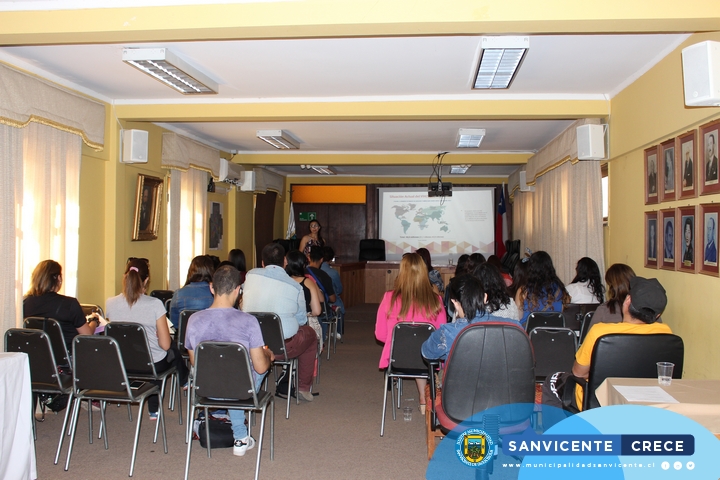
<box><xmin>608</xmin><ymin>32</ymin><xmax>720</xmax><ymax>379</ymax></box>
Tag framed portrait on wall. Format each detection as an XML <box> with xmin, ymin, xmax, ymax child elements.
<box><xmin>132</xmin><ymin>174</ymin><xmax>163</xmax><ymax>241</ymax></box>
<box><xmin>678</xmin><ymin>206</ymin><xmax>698</xmax><ymax>273</ymax></box>
<box><xmin>645</xmin><ymin>211</ymin><xmax>658</xmax><ymax>268</ymax></box>
<box><xmin>678</xmin><ymin>130</ymin><xmax>698</xmax><ymax>199</ymax></box>
<box><xmin>700</xmin><ymin>203</ymin><xmax>720</xmax><ymax>276</ymax></box>
<box><xmin>644</xmin><ymin>146</ymin><xmax>659</xmax><ymax>205</ymax></box>
<box><xmin>659</xmin><ymin>139</ymin><xmax>676</xmax><ymax>202</ymax></box>
<box><xmin>660</xmin><ymin>209</ymin><xmax>676</xmax><ymax>271</ymax></box>
<box><xmin>700</xmin><ymin>120</ymin><xmax>720</xmax><ymax>196</ymax></box>
<box><xmin>208</xmin><ymin>201</ymin><xmax>224</xmax><ymax>250</ymax></box>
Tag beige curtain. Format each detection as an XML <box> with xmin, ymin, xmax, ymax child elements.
<box><xmin>513</xmin><ymin>160</ymin><xmax>605</xmax><ymax>284</ymax></box>
<box><xmin>167</xmin><ymin>169</ymin><xmax>208</xmax><ymax>290</ymax></box>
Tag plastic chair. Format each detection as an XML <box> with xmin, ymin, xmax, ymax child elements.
<box><xmin>358</xmin><ymin>239</ymin><xmax>386</xmax><ymax>261</ymax></box>
<box><xmin>578</xmin><ymin>333</ymin><xmax>684</xmax><ymax>411</ymax></box>
<box><xmin>525</xmin><ymin>311</ymin><xmax>564</xmax><ymax>333</ymax></box>
<box><xmin>4</xmin><ymin>328</ymin><xmax>74</xmax><ymax>465</ymax></box>
<box><xmin>24</xmin><ymin>317</ymin><xmax>71</xmax><ymax>371</ymax></box>
<box><xmin>380</xmin><ymin>322</ymin><xmax>435</xmax><ymax>436</ymax></box>
<box><xmin>251</xmin><ymin>312</ymin><xmax>299</xmax><ymax>419</ymax></box>
<box><xmin>65</xmin><ymin>335</ymin><xmax>167</xmax><ymax>476</ymax></box>
<box><xmin>426</xmin><ymin>322</ymin><xmax>535</xmax><ymax>460</ymax></box>
<box><xmin>528</xmin><ymin>327</ymin><xmax>577</xmax><ymax>382</ymax></box>
<box><xmin>104</xmin><ymin>322</ymin><xmax>183</xmax><ymax>431</ymax></box>
<box><xmin>184</xmin><ymin>342</ymin><xmax>274</xmax><ymax>480</ymax></box>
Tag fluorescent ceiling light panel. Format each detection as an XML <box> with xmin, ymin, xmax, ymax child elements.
<box><xmin>311</xmin><ymin>166</ymin><xmax>335</xmax><ymax>175</ymax></box>
<box><xmin>457</xmin><ymin>129</ymin><xmax>486</xmax><ymax>148</ymax></box>
<box><xmin>450</xmin><ymin>165</ymin><xmax>471</xmax><ymax>174</ymax></box>
<box><xmin>256</xmin><ymin>130</ymin><xmax>299</xmax><ymax>149</ymax></box>
<box><xmin>122</xmin><ymin>48</ymin><xmax>218</xmax><ymax>94</ymax></box>
<box><xmin>474</xmin><ymin>36</ymin><xmax>529</xmax><ymax>89</ymax></box>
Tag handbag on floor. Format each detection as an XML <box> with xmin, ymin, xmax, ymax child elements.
<box><xmin>196</xmin><ymin>414</ymin><xmax>234</xmax><ymax>449</ymax></box>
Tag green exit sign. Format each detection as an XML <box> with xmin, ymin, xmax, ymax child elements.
<box><xmin>299</xmin><ymin>212</ymin><xmax>316</xmax><ymax>221</ymax></box>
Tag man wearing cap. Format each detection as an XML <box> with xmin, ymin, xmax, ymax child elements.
<box><xmin>570</xmin><ymin>277</ymin><xmax>673</xmax><ymax>410</ymax></box>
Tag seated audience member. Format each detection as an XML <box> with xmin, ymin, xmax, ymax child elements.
<box><xmin>306</xmin><ymin>246</ymin><xmax>336</xmax><ymax>303</ymax></box>
<box><xmin>241</xmin><ymin>243</ymin><xmax>318</xmax><ymax>402</ymax></box>
<box><xmin>285</xmin><ymin>250</ymin><xmax>323</xmax><ymax>343</ymax></box>
<box><xmin>106</xmin><ymin>258</ymin><xmax>188</xmax><ymax>420</ymax></box>
<box><xmin>486</xmin><ymin>255</ymin><xmax>512</xmax><ymax>287</ymax></box>
<box><xmin>23</xmin><ymin>259</ymin><xmax>97</xmax><ymax>350</ymax></box>
<box><xmin>465</xmin><ymin>253</ymin><xmax>487</xmax><ymax>273</ymax></box>
<box><xmin>184</xmin><ymin>265</ymin><xmax>274</xmax><ymax>457</ymax></box>
<box><xmin>586</xmin><ymin>263</ymin><xmax>635</xmax><ymax>329</ymax></box>
<box><xmin>566</xmin><ymin>257</ymin><xmax>605</xmax><ymax>304</ymax></box>
<box><xmin>376</xmin><ymin>252</ymin><xmax>446</xmax><ymax>414</ymax></box>
<box><xmin>443</xmin><ymin>254</ymin><xmax>470</xmax><ymax>319</ymax></box>
<box><xmin>321</xmin><ymin>246</ymin><xmax>345</xmax><ymax>335</ymax></box>
<box><xmin>422</xmin><ymin>274</ymin><xmax>522</xmax><ymax>361</ymax></box>
<box><xmin>519</xmin><ymin>251</ymin><xmax>569</xmax><ymax>325</ymax></box>
<box><xmin>473</xmin><ymin>263</ymin><xmax>521</xmax><ymax>321</ymax></box>
<box><xmin>543</xmin><ymin>277</ymin><xmax>672</xmax><ymax>412</ymax></box>
<box><xmin>415</xmin><ymin>248</ymin><xmax>445</xmax><ymax>295</ymax></box>
<box><xmin>228</xmin><ymin>248</ymin><xmax>247</xmax><ymax>285</ymax></box>
<box><xmin>168</xmin><ymin>255</ymin><xmax>215</xmax><ymax>328</ymax></box>
<box><xmin>509</xmin><ymin>259</ymin><xmax>530</xmax><ymax>313</ymax></box>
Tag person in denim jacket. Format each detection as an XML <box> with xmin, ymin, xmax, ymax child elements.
<box><xmin>169</xmin><ymin>255</ymin><xmax>215</xmax><ymax>328</ymax></box>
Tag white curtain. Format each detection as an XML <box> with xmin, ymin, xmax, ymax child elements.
<box><xmin>513</xmin><ymin>160</ymin><xmax>605</xmax><ymax>284</ymax></box>
<box><xmin>167</xmin><ymin>168</ymin><xmax>207</xmax><ymax>290</ymax></box>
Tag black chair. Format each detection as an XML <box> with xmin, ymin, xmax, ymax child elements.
<box><xmin>427</xmin><ymin>323</ymin><xmax>535</xmax><ymax>460</ymax></box>
<box><xmin>251</xmin><ymin>312</ymin><xmax>298</xmax><ymax>419</ymax></box>
<box><xmin>80</xmin><ymin>303</ymin><xmax>105</xmax><ymax>320</ymax></box>
<box><xmin>578</xmin><ymin>311</ymin><xmax>596</xmax><ymax>344</ymax></box>
<box><xmin>358</xmin><ymin>239</ymin><xmax>386</xmax><ymax>261</ymax></box>
<box><xmin>184</xmin><ymin>342</ymin><xmax>274</xmax><ymax>480</ymax></box>
<box><xmin>150</xmin><ymin>290</ymin><xmax>174</xmax><ymax>314</ymax></box>
<box><xmin>65</xmin><ymin>335</ymin><xmax>167</xmax><ymax>476</ymax></box>
<box><xmin>4</xmin><ymin>328</ymin><xmax>74</xmax><ymax>464</ymax></box>
<box><xmin>104</xmin><ymin>322</ymin><xmax>183</xmax><ymax>431</ymax></box>
<box><xmin>562</xmin><ymin>303</ymin><xmax>599</xmax><ymax>332</ymax></box>
<box><xmin>528</xmin><ymin>327</ymin><xmax>577</xmax><ymax>382</ymax></box>
<box><xmin>578</xmin><ymin>333</ymin><xmax>684</xmax><ymax>411</ymax></box>
<box><xmin>177</xmin><ymin>309</ymin><xmax>198</xmax><ymax>362</ymax></box>
<box><xmin>380</xmin><ymin>322</ymin><xmax>435</xmax><ymax>436</ymax></box>
<box><xmin>525</xmin><ymin>311</ymin><xmax>564</xmax><ymax>333</ymax></box>
<box><xmin>24</xmin><ymin>317</ymin><xmax>71</xmax><ymax>371</ymax></box>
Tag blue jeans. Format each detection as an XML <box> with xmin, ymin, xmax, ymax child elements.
<box><xmin>228</xmin><ymin>370</ymin><xmax>266</xmax><ymax>440</ymax></box>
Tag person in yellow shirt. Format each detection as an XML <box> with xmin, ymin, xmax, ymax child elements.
<box><xmin>543</xmin><ymin>276</ymin><xmax>671</xmax><ymax>411</ymax></box>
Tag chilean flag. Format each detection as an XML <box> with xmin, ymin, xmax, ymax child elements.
<box><xmin>496</xmin><ymin>184</ymin><xmax>508</xmax><ymax>257</ymax></box>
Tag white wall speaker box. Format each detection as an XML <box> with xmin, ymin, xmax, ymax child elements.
<box><xmin>577</xmin><ymin>124</ymin><xmax>606</xmax><ymax>160</ymax></box>
<box><xmin>240</xmin><ymin>170</ymin><xmax>255</xmax><ymax>192</ymax></box>
<box><xmin>519</xmin><ymin>170</ymin><xmax>535</xmax><ymax>192</ymax></box>
<box><xmin>121</xmin><ymin>129</ymin><xmax>149</xmax><ymax>163</ymax></box>
<box><xmin>218</xmin><ymin>158</ymin><xmax>229</xmax><ymax>181</ymax></box>
<box><xmin>682</xmin><ymin>40</ymin><xmax>720</xmax><ymax>107</ymax></box>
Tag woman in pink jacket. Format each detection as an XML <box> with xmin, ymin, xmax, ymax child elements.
<box><xmin>375</xmin><ymin>252</ymin><xmax>446</xmax><ymax>414</ymax></box>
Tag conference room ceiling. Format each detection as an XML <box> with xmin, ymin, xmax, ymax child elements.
<box><xmin>0</xmin><ymin>2</ymin><xmax>692</xmax><ymax>178</ymax></box>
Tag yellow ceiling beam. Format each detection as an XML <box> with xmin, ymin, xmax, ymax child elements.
<box><xmin>1</xmin><ymin>1</ymin><xmax>719</xmax><ymax>45</ymax></box>
<box><xmin>115</xmin><ymin>99</ymin><xmax>608</xmax><ymax>123</ymax></box>
<box><xmin>236</xmin><ymin>152</ymin><xmax>531</xmax><ymax>166</ymax></box>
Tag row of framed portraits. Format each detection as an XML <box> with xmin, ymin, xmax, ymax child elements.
<box><xmin>645</xmin><ymin>204</ymin><xmax>719</xmax><ymax>276</ymax></box>
<box><xmin>644</xmin><ymin>119</ymin><xmax>720</xmax><ymax>204</ymax></box>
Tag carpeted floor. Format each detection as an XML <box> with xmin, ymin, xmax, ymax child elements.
<box><xmin>33</xmin><ymin>303</ymin><xmax>431</xmax><ymax>479</ymax></box>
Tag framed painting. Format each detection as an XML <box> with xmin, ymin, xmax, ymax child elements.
<box><xmin>700</xmin><ymin>120</ymin><xmax>720</xmax><ymax>196</ymax></box>
<box><xmin>700</xmin><ymin>203</ymin><xmax>720</xmax><ymax>276</ymax></box>
<box><xmin>132</xmin><ymin>174</ymin><xmax>163</xmax><ymax>241</ymax></box>
<box><xmin>644</xmin><ymin>146</ymin><xmax>659</xmax><ymax>205</ymax></box>
<box><xmin>659</xmin><ymin>138</ymin><xmax>676</xmax><ymax>202</ymax></box>
<box><xmin>645</xmin><ymin>211</ymin><xmax>658</xmax><ymax>269</ymax></box>
<box><xmin>208</xmin><ymin>201</ymin><xmax>224</xmax><ymax>250</ymax></box>
<box><xmin>659</xmin><ymin>209</ymin><xmax>676</xmax><ymax>271</ymax></box>
<box><xmin>678</xmin><ymin>130</ymin><xmax>698</xmax><ymax>199</ymax></box>
<box><xmin>678</xmin><ymin>206</ymin><xmax>698</xmax><ymax>273</ymax></box>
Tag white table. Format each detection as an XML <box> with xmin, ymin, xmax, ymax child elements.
<box><xmin>0</xmin><ymin>352</ymin><xmax>37</xmax><ymax>480</ymax></box>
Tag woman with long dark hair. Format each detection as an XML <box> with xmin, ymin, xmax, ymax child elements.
<box><xmin>586</xmin><ymin>263</ymin><xmax>636</xmax><ymax>329</ymax></box>
<box><xmin>285</xmin><ymin>250</ymin><xmax>322</xmax><ymax>318</ymax></box>
<box><xmin>415</xmin><ymin>247</ymin><xmax>445</xmax><ymax>295</ymax></box>
<box><xmin>299</xmin><ymin>220</ymin><xmax>325</xmax><ymax>256</ymax></box>
<box><xmin>23</xmin><ymin>260</ymin><xmax>96</xmax><ymax>350</ymax></box>
<box><xmin>228</xmin><ymin>248</ymin><xmax>247</xmax><ymax>284</ymax></box>
<box><xmin>566</xmin><ymin>257</ymin><xmax>605</xmax><ymax>304</ymax></box>
<box><xmin>473</xmin><ymin>263</ymin><xmax>520</xmax><ymax>320</ymax></box>
<box><xmin>168</xmin><ymin>255</ymin><xmax>215</xmax><ymax>328</ymax></box>
<box><xmin>106</xmin><ymin>258</ymin><xmax>187</xmax><ymax>420</ymax></box>
<box><xmin>519</xmin><ymin>251</ymin><xmax>569</xmax><ymax>325</ymax></box>
<box><xmin>375</xmin><ymin>253</ymin><xmax>446</xmax><ymax>413</ymax></box>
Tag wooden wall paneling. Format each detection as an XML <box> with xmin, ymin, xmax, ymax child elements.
<box><xmin>328</xmin><ymin>204</ymin><xmax>366</xmax><ymax>260</ymax></box>
<box><xmin>335</xmin><ymin>262</ymin><xmax>365</xmax><ymax>309</ymax></box>
<box><xmin>254</xmin><ymin>191</ymin><xmax>277</xmax><ymax>267</ymax></box>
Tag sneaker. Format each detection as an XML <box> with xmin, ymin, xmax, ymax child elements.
<box><xmin>81</xmin><ymin>400</ymin><xmax>101</xmax><ymax>412</ymax></box>
<box><xmin>149</xmin><ymin>412</ymin><xmax>158</xmax><ymax>421</ymax></box>
<box><xmin>233</xmin><ymin>436</ymin><xmax>256</xmax><ymax>457</ymax></box>
<box><xmin>335</xmin><ymin>332</ymin><xmax>342</xmax><ymax>340</ymax></box>
<box><xmin>298</xmin><ymin>390</ymin><xmax>314</xmax><ymax>402</ymax></box>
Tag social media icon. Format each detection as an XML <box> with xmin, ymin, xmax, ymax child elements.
<box><xmin>661</xmin><ymin>462</ymin><xmax>670</xmax><ymax>470</ymax></box>
<box><xmin>674</xmin><ymin>461</ymin><xmax>682</xmax><ymax>470</ymax></box>
<box><xmin>687</xmin><ymin>461</ymin><xmax>695</xmax><ymax>470</ymax></box>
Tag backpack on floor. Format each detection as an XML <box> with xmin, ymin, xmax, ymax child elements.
<box><xmin>196</xmin><ymin>414</ymin><xmax>234</xmax><ymax>449</ymax></box>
